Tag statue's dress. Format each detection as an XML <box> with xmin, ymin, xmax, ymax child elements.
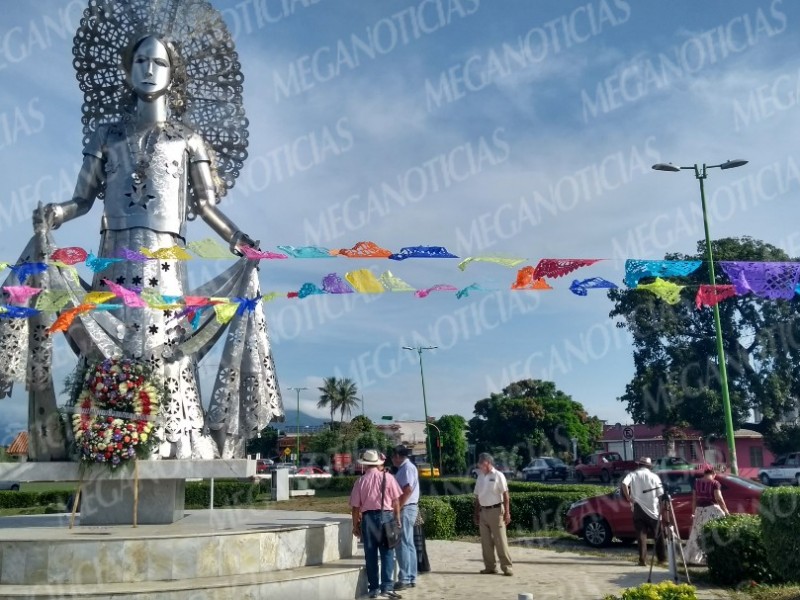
<box><xmin>0</xmin><ymin>120</ymin><xmax>283</xmax><ymax>459</ymax></box>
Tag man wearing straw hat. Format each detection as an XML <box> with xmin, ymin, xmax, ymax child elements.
<box><xmin>621</xmin><ymin>457</ymin><xmax>666</xmax><ymax>566</ymax></box>
<box><xmin>350</xmin><ymin>449</ymin><xmax>403</xmax><ymax>599</ymax></box>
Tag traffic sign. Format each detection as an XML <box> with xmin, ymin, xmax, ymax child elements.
<box><xmin>622</xmin><ymin>426</ymin><xmax>634</xmax><ymax>441</ymax></box>
<box><xmin>283</xmin><ymin>447</ymin><xmax>291</xmax><ymax>456</ymax></box>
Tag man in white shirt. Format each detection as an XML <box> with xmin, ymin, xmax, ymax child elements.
<box><xmin>472</xmin><ymin>453</ymin><xmax>513</xmax><ymax>576</ymax></box>
<box><xmin>621</xmin><ymin>457</ymin><xmax>666</xmax><ymax>566</ymax></box>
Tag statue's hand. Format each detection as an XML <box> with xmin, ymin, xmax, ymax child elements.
<box><xmin>33</xmin><ymin>204</ymin><xmax>63</xmax><ymax>232</ymax></box>
<box><xmin>230</xmin><ymin>231</ymin><xmax>260</xmax><ymax>256</ymax></box>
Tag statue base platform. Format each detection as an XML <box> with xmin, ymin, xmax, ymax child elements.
<box><xmin>0</xmin><ymin>460</ymin><xmax>254</xmax><ymax>525</ymax></box>
<box><xmin>0</xmin><ymin>509</ymin><xmax>364</xmax><ymax>599</ymax></box>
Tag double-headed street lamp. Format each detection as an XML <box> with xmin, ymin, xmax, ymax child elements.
<box><xmin>652</xmin><ymin>159</ymin><xmax>748</xmax><ymax>475</ymax></box>
<box><xmin>287</xmin><ymin>386</ymin><xmax>307</xmax><ymax>468</ymax></box>
<box><xmin>403</xmin><ymin>345</ymin><xmax>437</xmax><ymax>465</ymax></box>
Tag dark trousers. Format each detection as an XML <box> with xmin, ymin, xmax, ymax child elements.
<box><xmin>633</xmin><ymin>503</ymin><xmax>666</xmax><ymax>564</ymax></box>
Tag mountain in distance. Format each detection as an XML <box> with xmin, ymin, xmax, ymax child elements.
<box><xmin>271</xmin><ymin>410</ymin><xmax>328</xmax><ymax>429</ymax></box>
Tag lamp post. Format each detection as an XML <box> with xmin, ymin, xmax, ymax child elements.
<box><xmin>287</xmin><ymin>386</ymin><xmax>307</xmax><ymax>468</ymax></box>
<box><xmin>427</xmin><ymin>421</ymin><xmax>444</xmax><ymax>475</ymax></box>
<box><xmin>651</xmin><ymin>159</ymin><xmax>748</xmax><ymax>475</ymax></box>
<box><xmin>403</xmin><ymin>345</ymin><xmax>437</xmax><ymax>465</ymax></box>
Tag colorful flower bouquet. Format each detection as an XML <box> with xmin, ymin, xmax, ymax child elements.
<box><xmin>69</xmin><ymin>358</ymin><xmax>162</xmax><ymax>469</ymax></box>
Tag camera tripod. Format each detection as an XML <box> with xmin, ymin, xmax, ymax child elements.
<box><xmin>646</xmin><ymin>491</ymin><xmax>691</xmax><ymax>585</ymax></box>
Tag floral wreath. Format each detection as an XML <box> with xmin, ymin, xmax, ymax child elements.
<box><xmin>69</xmin><ymin>358</ymin><xmax>162</xmax><ymax>469</ymax></box>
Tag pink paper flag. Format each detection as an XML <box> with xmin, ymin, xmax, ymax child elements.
<box><xmin>414</xmin><ymin>284</ymin><xmax>458</xmax><ymax>298</ymax></box>
<box><xmin>241</xmin><ymin>246</ymin><xmax>288</xmax><ymax>260</ymax></box>
<box><xmin>3</xmin><ymin>285</ymin><xmax>43</xmax><ymax>305</ymax></box>
<box><xmin>103</xmin><ymin>279</ymin><xmax>146</xmax><ymax>308</ymax></box>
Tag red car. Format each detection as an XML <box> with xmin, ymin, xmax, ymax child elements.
<box><xmin>295</xmin><ymin>466</ymin><xmax>331</xmax><ymax>478</ymax></box>
<box><xmin>566</xmin><ymin>470</ymin><xmax>765</xmax><ymax>547</ymax></box>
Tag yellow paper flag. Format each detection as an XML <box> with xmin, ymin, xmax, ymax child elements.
<box><xmin>379</xmin><ymin>271</ymin><xmax>414</xmax><ymax>292</ymax></box>
<box><xmin>345</xmin><ymin>269</ymin><xmax>385</xmax><ymax>294</ymax></box>
<box><xmin>213</xmin><ymin>302</ymin><xmax>239</xmax><ymax>324</ymax></box>
<box><xmin>636</xmin><ymin>277</ymin><xmax>683</xmax><ymax>304</ymax></box>
<box><xmin>187</xmin><ymin>238</ymin><xmax>232</xmax><ymax>259</ymax></box>
<box><xmin>458</xmin><ymin>256</ymin><xmax>526</xmax><ymax>271</ymax></box>
<box><xmin>140</xmin><ymin>246</ymin><xmax>192</xmax><ymax>260</ymax></box>
<box><xmin>83</xmin><ymin>291</ymin><xmax>117</xmax><ymax>305</ymax></box>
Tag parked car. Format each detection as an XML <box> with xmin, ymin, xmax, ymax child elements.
<box><xmin>256</xmin><ymin>458</ymin><xmax>274</xmax><ymax>474</ymax></box>
<box><xmin>417</xmin><ymin>463</ymin><xmax>440</xmax><ymax>478</ymax></box>
<box><xmin>470</xmin><ymin>464</ymin><xmax>516</xmax><ymax>480</ymax></box>
<box><xmin>522</xmin><ymin>457</ymin><xmax>568</xmax><ymax>481</ymax></box>
<box><xmin>575</xmin><ymin>452</ymin><xmax>638</xmax><ymax>483</ymax></box>
<box><xmin>566</xmin><ymin>470</ymin><xmax>765</xmax><ymax>547</ymax></box>
<box><xmin>758</xmin><ymin>452</ymin><xmax>800</xmax><ymax>486</ymax></box>
<box><xmin>0</xmin><ymin>481</ymin><xmax>20</xmax><ymax>491</ymax></box>
<box><xmin>652</xmin><ymin>456</ymin><xmax>694</xmax><ymax>471</ymax></box>
<box><xmin>295</xmin><ymin>466</ymin><xmax>332</xmax><ymax>478</ymax></box>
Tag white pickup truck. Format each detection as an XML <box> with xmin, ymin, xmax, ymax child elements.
<box><xmin>758</xmin><ymin>452</ymin><xmax>800</xmax><ymax>486</ymax></box>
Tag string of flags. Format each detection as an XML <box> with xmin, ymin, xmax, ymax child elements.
<box><xmin>2</xmin><ymin>240</ymin><xmax>800</xmax><ymax>332</ymax></box>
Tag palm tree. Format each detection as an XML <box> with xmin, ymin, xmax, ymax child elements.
<box><xmin>337</xmin><ymin>378</ymin><xmax>360</xmax><ymax>424</ymax></box>
<box><xmin>317</xmin><ymin>377</ymin><xmax>340</xmax><ymax>427</ymax></box>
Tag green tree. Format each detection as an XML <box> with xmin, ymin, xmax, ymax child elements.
<box><xmin>307</xmin><ymin>414</ymin><xmax>391</xmax><ymax>462</ymax></box>
<box><xmin>467</xmin><ymin>379</ymin><xmax>601</xmax><ymax>464</ymax></box>
<box><xmin>766</xmin><ymin>423</ymin><xmax>800</xmax><ymax>455</ymax></box>
<box><xmin>434</xmin><ymin>414</ymin><xmax>468</xmax><ymax>475</ymax></box>
<box><xmin>317</xmin><ymin>376</ymin><xmax>340</xmax><ymax>426</ymax></box>
<box><xmin>336</xmin><ymin>378</ymin><xmax>360</xmax><ymax>424</ymax></box>
<box><xmin>245</xmin><ymin>425</ymin><xmax>279</xmax><ymax>458</ymax></box>
<box><xmin>609</xmin><ymin>237</ymin><xmax>800</xmax><ymax>445</ymax></box>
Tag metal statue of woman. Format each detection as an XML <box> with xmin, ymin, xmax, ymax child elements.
<box><xmin>0</xmin><ymin>0</ymin><xmax>283</xmax><ymax>461</ymax></box>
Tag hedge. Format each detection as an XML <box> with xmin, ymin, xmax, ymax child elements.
<box><xmin>419</xmin><ymin>497</ymin><xmax>456</xmax><ymax>540</ymax></box>
<box><xmin>0</xmin><ymin>490</ymin><xmax>71</xmax><ymax>509</ymax></box>
<box><xmin>702</xmin><ymin>514</ymin><xmax>776</xmax><ymax>586</ymax></box>
<box><xmin>416</xmin><ymin>490</ymin><xmax>592</xmax><ymax>538</ymax></box>
<box><xmin>184</xmin><ymin>481</ymin><xmax>267</xmax><ymax>508</ymax></box>
<box><xmin>418</xmin><ymin>477</ymin><xmax>612</xmax><ymax>499</ymax></box>
<box><xmin>759</xmin><ymin>486</ymin><xmax>800</xmax><ymax>583</ymax></box>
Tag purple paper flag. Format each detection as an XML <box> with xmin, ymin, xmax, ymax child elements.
<box><xmin>720</xmin><ymin>261</ymin><xmax>800</xmax><ymax>300</ymax></box>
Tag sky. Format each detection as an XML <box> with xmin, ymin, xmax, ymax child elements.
<box><xmin>2</xmin><ymin>0</ymin><xmax>800</xmax><ymax>444</ymax></box>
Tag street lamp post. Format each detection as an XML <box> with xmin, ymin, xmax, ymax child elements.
<box><xmin>652</xmin><ymin>159</ymin><xmax>748</xmax><ymax>475</ymax></box>
<box><xmin>403</xmin><ymin>346</ymin><xmax>437</xmax><ymax>465</ymax></box>
<box><xmin>427</xmin><ymin>421</ymin><xmax>444</xmax><ymax>475</ymax></box>
<box><xmin>287</xmin><ymin>386</ymin><xmax>308</xmax><ymax>468</ymax></box>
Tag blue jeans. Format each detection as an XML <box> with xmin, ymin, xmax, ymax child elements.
<box><xmin>361</xmin><ymin>511</ymin><xmax>396</xmax><ymax>594</ymax></box>
<box><xmin>397</xmin><ymin>503</ymin><xmax>418</xmax><ymax>584</ymax></box>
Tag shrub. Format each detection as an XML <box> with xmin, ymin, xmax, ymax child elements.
<box><xmin>446</xmin><ymin>495</ymin><xmax>477</xmax><ymax>536</ymax></box>
<box><xmin>420</xmin><ymin>490</ymin><xmax>591</xmax><ymax>537</ymax></box>
<box><xmin>309</xmin><ymin>475</ymin><xmax>358</xmax><ymax>493</ymax></box>
<box><xmin>509</xmin><ymin>491</ymin><xmax>593</xmax><ymax>531</ymax></box>
<box><xmin>184</xmin><ymin>481</ymin><xmax>264</xmax><ymax>508</ymax></box>
<box><xmin>602</xmin><ymin>582</ymin><xmax>697</xmax><ymax>600</ymax></box>
<box><xmin>0</xmin><ymin>490</ymin><xmax>71</xmax><ymax>509</ymax></box>
<box><xmin>419</xmin><ymin>496</ymin><xmax>456</xmax><ymax>539</ymax></box>
<box><xmin>759</xmin><ymin>487</ymin><xmax>800</xmax><ymax>583</ymax></box>
<box><xmin>702</xmin><ymin>514</ymin><xmax>777</xmax><ymax>586</ymax></box>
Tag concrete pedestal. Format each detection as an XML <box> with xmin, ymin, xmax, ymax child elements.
<box><xmin>271</xmin><ymin>468</ymin><xmax>289</xmax><ymax>501</ymax></box>
<box><xmin>80</xmin><ymin>479</ymin><xmax>186</xmax><ymax>525</ymax></box>
<box><xmin>0</xmin><ymin>460</ymin><xmax>254</xmax><ymax>526</ymax></box>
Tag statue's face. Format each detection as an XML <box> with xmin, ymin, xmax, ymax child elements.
<box><xmin>130</xmin><ymin>37</ymin><xmax>171</xmax><ymax>100</ymax></box>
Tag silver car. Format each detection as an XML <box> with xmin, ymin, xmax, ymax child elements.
<box><xmin>0</xmin><ymin>481</ymin><xmax>20</xmax><ymax>491</ymax></box>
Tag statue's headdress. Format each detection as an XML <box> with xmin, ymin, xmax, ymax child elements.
<box><xmin>73</xmin><ymin>0</ymin><xmax>248</xmax><ymax>196</ymax></box>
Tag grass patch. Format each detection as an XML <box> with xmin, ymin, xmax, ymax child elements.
<box><xmin>729</xmin><ymin>585</ymin><xmax>800</xmax><ymax>600</ymax></box>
